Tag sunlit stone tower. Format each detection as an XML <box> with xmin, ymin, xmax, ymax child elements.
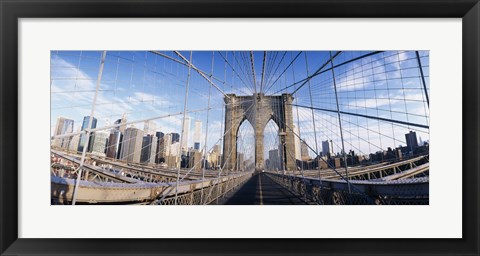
<box><xmin>222</xmin><ymin>93</ymin><xmax>296</xmax><ymax>171</ymax></box>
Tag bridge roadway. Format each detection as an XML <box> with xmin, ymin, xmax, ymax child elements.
<box><xmin>222</xmin><ymin>173</ymin><xmax>310</xmax><ymax>205</ymax></box>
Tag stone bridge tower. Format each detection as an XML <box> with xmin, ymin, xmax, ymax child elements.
<box><xmin>222</xmin><ymin>93</ymin><xmax>296</xmax><ymax>171</ymax></box>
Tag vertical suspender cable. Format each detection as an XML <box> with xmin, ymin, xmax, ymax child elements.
<box><xmin>175</xmin><ymin>51</ymin><xmax>193</xmax><ymax>205</ymax></box>
<box><xmin>291</xmin><ymin>52</ymin><xmax>304</xmax><ymax>174</ymax></box>
<box><xmin>260</xmin><ymin>51</ymin><xmax>267</xmax><ymax>94</ymax></box>
<box><xmin>415</xmin><ymin>51</ymin><xmax>430</xmax><ymax>108</ymax></box>
<box><xmin>250</xmin><ymin>51</ymin><xmax>257</xmax><ymax>94</ymax></box>
<box><xmin>215</xmin><ymin>51</ymin><xmax>228</xmax><ymax>204</ymax></box>
<box><xmin>304</xmin><ymin>52</ymin><xmax>320</xmax><ymax>169</ymax></box>
<box><xmin>200</xmin><ymin>51</ymin><xmax>214</xmax><ymax>204</ymax></box>
<box><xmin>72</xmin><ymin>50</ymin><xmax>107</xmax><ymax>205</ymax></box>
<box><xmin>329</xmin><ymin>51</ymin><xmax>352</xmax><ymax>194</ymax></box>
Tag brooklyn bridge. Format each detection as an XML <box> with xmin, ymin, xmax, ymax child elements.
<box><xmin>50</xmin><ymin>50</ymin><xmax>429</xmax><ymax>205</ymax></box>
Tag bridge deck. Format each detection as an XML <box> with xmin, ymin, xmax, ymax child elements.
<box><xmin>222</xmin><ymin>173</ymin><xmax>309</xmax><ymax>205</ymax></box>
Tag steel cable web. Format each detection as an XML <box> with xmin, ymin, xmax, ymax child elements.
<box><xmin>50</xmin><ymin>50</ymin><xmax>430</xmax><ymax>205</ymax></box>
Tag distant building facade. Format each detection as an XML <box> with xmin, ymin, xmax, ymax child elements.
<box><xmin>180</xmin><ymin>117</ymin><xmax>191</xmax><ymax>153</ymax></box>
<box><xmin>106</xmin><ymin>130</ymin><xmax>122</xmax><ymax>159</ymax></box>
<box><xmin>120</xmin><ymin>127</ymin><xmax>143</xmax><ymax>163</ymax></box>
<box><xmin>68</xmin><ymin>127</ymin><xmax>81</xmax><ymax>153</ymax></box>
<box><xmin>171</xmin><ymin>133</ymin><xmax>180</xmax><ymax>144</ymax></box>
<box><xmin>301</xmin><ymin>141</ymin><xmax>310</xmax><ymax>161</ymax></box>
<box><xmin>90</xmin><ymin>130</ymin><xmax>109</xmax><ymax>156</ymax></box>
<box><xmin>268</xmin><ymin>149</ymin><xmax>281</xmax><ymax>170</ymax></box>
<box><xmin>77</xmin><ymin>116</ymin><xmax>97</xmax><ymax>152</ymax></box>
<box><xmin>193</xmin><ymin>120</ymin><xmax>202</xmax><ymax>150</ymax></box>
<box><xmin>143</xmin><ymin>120</ymin><xmax>157</xmax><ymax>136</ymax></box>
<box><xmin>322</xmin><ymin>140</ymin><xmax>334</xmax><ymax>157</ymax></box>
<box><xmin>405</xmin><ymin>131</ymin><xmax>419</xmax><ymax>154</ymax></box>
<box><xmin>53</xmin><ymin>116</ymin><xmax>74</xmax><ymax>149</ymax></box>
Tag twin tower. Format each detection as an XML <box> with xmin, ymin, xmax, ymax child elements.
<box><xmin>222</xmin><ymin>93</ymin><xmax>296</xmax><ymax>171</ymax></box>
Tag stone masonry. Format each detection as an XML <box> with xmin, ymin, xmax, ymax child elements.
<box><xmin>222</xmin><ymin>93</ymin><xmax>296</xmax><ymax>171</ymax></box>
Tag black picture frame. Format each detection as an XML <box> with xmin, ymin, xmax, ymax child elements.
<box><xmin>1</xmin><ymin>0</ymin><xmax>479</xmax><ymax>255</ymax></box>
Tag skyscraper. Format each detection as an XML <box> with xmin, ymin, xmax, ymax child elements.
<box><xmin>155</xmin><ymin>131</ymin><xmax>165</xmax><ymax>163</ymax></box>
<box><xmin>171</xmin><ymin>133</ymin><xmax>180</xmax><ymax>144</ymax></box>
<box><xmin>77</xmin><ymin>116</ymin><xmax>97</xmax><ymax>152</ymax></box>
<box><xmin>163</xmin><ymin>133</ymin><xmax>173</xmax><ymax>157</ymax></box>
<box><xmin>193</xmin><ymin>120</ymin><xmax>202</xmax><ymax>150</ymax></box>
<box><xmin>181</xmin><ymin>117</ymin><xmax>191</xmax><ymax>152</ymax></box>
<box><xmin>237</xmin><ymin>153</ymin><xmax>245</xmax><ymax>170</ymax></box>
<box><xmin>141</xmin><ymin>134</ymin><xmax>158</xmax><ymax>164</ymax></box>
<box><xmin>156</xmin><ymin>131</ymin><xmax>164</xmax><ymax>140</ymax></box>
<box><xmin>322</xmin><ymin>140</ymin><xmax>334</xmax><ymax>157</ymax></box>
<box><xmin>80</xmin><ymin>116</ymin><xmax>98</xmax><ymax>131</ymax></box>
<box><xmin>68</xmin><ymin>127</ymin><xmax>81</xmax><ymax>153</ymax></box>
<box><xmin>157</xmin><ymin>133</ymin><xmax>172</xmax><ymax>163</ymax></box>
<box><xmin>208</xmin><ymin>145</ymin><xmax>221</xmax><ymax>169</ymax></box>
<box><xmin>114</xmin><ymin>114</ymin><xmax>127</xmax><ymax>133</ymax></box>
<box><xmin>106</xmin><ymin>130</ymin><xmax>122</xmax><ymax>159</ymax></box>
<box><xmin>143</xmin><ymin>120</ymin><xmax>157</xmax><ymax>136</ymax></box>
<box><xmin>212</xmin><ymin>144</ymin><xmax>220</xmax><ymax>154</ymax></box>
<box><xmin>268</xmin><ymin>149</ymin><xmax>281</xmax><ymax>170</ymax></box>
<box><xmin>405</xmin><ymin>131</ymin><xmax>419</xmax><ymax>154</ymax></box>
<box><xmin>90</xmin><ymin>130</ymin><xmax>109</xmax><ymax>156</ymax></box>
<box><xmin>53</xmin><ymin>116</ymin><xmax>74</xmax><ymax>149</ymax></box>
<box><xmin>187</xmin><ymin>148</ymin><xmax>203</xmax><ymax>170</ymax></box>
<box><xmin>170</xmin><ymin>141</ymin><xmax>181</xmax><ymax>158</ymax></box>
<box><xmin>120</xmin><ymin>127</ymin><xmax>143</xmax><ymax>163</ymax></box>
<box><xmin>301</xmin><ymin>141</ymin><xmax>310</xmax><ymax>161</ymax></box>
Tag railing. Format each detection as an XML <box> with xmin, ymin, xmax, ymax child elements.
<box><xmin>52</xmin><ymin>150</ymin><xmax>220</xmax><ymax>184</ymax></box>
<box><xmin>284</xmin><ymin>154</ymin><xmax>429</xmax><ymax>181</ymax></box>
<box><xmin>51</xmin><ymin>171</ymin><xmax>253</xmax><ymax>205</ymax></box>
<box><xmin>266</xmin><ymin>172</ymin><xmax>429</xmax><ymax>205</ymax></box>
<box><xmin>156</xmin><ymin>172</ymin><xmax>252</xmax><ymax>205</ymax></box>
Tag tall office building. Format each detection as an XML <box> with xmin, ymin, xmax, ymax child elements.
<box><xmin>120</xmin><ymin>127</ymin><xmax>143</xmax><ymax>163</ymax></box>
<box><xmin>106</xmin><ymin>114</ymin><xmax>127</xmax><ymax>159</ymax></box>
<box><xmin>68</xmin><ymin>127</ymin><xmax>81</xmax><ymax>152</ymax></box>
<box><xmin>237</xmin><ymin>153</ymin><xmax>245</xmax><ymax>170</ymax></box>
<box><xmin>155</xmin><ymin>131</ymin><xmax>165</xmax><ymax>163</ymax></box>
<box><xmin>322</xmin><ymin>140</ymin><xmax>334</xmax><ymax>157</ymax></box>
<box><xmin>160</xmin><ymin>133</ymin><xmax>175</xmax><ymax>166</ymax></box>
<box><xmin>156</xmin><ymin>131</ymin><xmax>164</xmax><ymax>139</ymax></box>
<box><xmin>208</xmin><ymin>145</ymin><xmax>221</xmax><ymax>169</ymax></box>
<box><xmin>170</xmin><ymin>141</ymin><xmax>181</xmax><ymax>158</ymax></box>
<box><xmin>114</xmin><ymin>114</ymin><xmax>127</xmax><ymax>133</ymax></box>
<box><xmin>77</xmin><ymin>116</ymin><xmax>97</xmax><ymax>152</ymax></box>
<box><xmin>193</xmin><ymin>120</ymin><xmax>202</xmax><ymax>150</ymax></box>
<box><xmin>171</xmin><ymin>133</ymin><xmax>180</xmax><ymax>144</ymax></box>
<box><xmin>53</xmin><ymin>116</ymin><xmax>74</xmax><ymax>149</ymax></box>
<box><xmin>187</xmin><ymin>148</ymin><xmax>203</xmax><ymax>170</ymax></box>
<box><xmin>293</xmin><ymin>125</ymin><xmax>301</xmax><ymax>160</ymax></box>
<box><xmin>212</xmin><ymin>144</ymin><xmax>220</xmax><ymax>155</ymax></box>
<box><xmin>141</xmin><ymin>134</ymin><xmax>157</xmax><ymax>164</ymax></box>
<box><xmin>144</xmin><ymin>120</ymin><xmax>157</xmax><ymax>136</ymax></box>
<box><xmin>301</xmin><ymin>141</ymin><xmax>310</xmax><ymax>161</ymax></box>
<box><xmin>268</xmin><ymin>149</ymin><xmax>281</xmax><ymax>170</ymax></box>
<box><xmin>157</xmin><ymin>133</ymin><xmax>172</xmax><ymax>163</ymax></box>
<box><xmin>90</xmin><ymin>130</ymin><xmax>109</xmax><ymax>156</ymax></box>
<box><xmin>80</xmin><ymin>116</ymin><xmax>98</xmax><ymax>131</ymax></box>
<box><xmin>106</xmin><ymin>130</ymin><xmax>122</xmax><ymax>159</ymax></box>
<box><xmin>180</xmin><ymin>117</ymin><xmax>191</xmax><ymax>153</ymax></box>
<box><xmin>68</xmin><ymin>135</ymin><xmax>80</xmax><ymax>152</ymax></box>
<box><xmin>405</xmin><ymin>131</ymin><xmax>419</xmax><ymax>153</ymax></box>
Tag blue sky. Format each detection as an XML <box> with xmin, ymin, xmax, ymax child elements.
<box><xmin>51</xmin><ymin>50</ymin><xmax>430</xmax><ymax>158</ymax></box>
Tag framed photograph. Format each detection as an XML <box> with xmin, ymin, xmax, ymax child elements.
<box><xmin>1</xmin><ymin>0</ymin><xmax>479</xmax><ymax>255</ymax></box>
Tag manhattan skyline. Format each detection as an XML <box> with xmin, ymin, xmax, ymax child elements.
<box><xmin>51</xmin><ymin>50</ymin><xmax>430</xmax><ymax>161</ymax></box>
<box><xmin>50</xmin><ymin>50</ymin><xmax>430</xmax><ymax>206</ymax></box>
